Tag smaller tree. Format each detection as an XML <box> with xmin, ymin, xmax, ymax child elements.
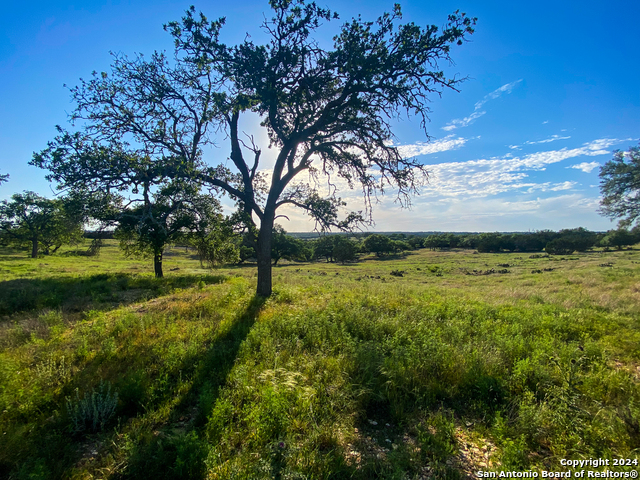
<box><xmin>598</xmin><ymin>228</ymin><xmax>639</xmax><ymax>250</ymax></box>
<box><xmin>459</xmin><ymin>234</ymin><xmax>479</xmax><ymax>250</ymax></box>
<box><xmin>190</xmin><ymin>221</ymin><xmax>240</xmax><ymax>268</ymax></box>
<box><xmin>235</xmin><ymin>233</ymin><xmax>258</xmax><ymax>264</ymax></box>
<box><xmin>271</xmin><ymin>226</ymin><xmax>310</xmax><ymax>265</ymax></box>
<box><xmin>113</xmin><ymin>186</ymin><xmax>235</xmax><ymax>278</ymax></box>
<box><xmin>406</xmin><ymin>235</ymin><xmax>424</xmax><ymax>249</ymax></box>
<box><xmin>0</xmin><ymin>191</ymin><xmax>84</xmax><ymax>258</ymax></box>
<box><xmin>599</xmin><ymin>143</ymin><xmax>640</xmax><ymax>227</ymax></box>
<box><xmin>332</xmin><ymin>236</ymin><xmax>357</xmax><ymax>264</ymax></box>
<box><xmin>364</xmin><ymin>234</ymin><xmax>394</xmax><ymax>257</ymax></box>
<box><xmin>392</xmin><ymin>239</ymin><xmax>412</xmax><ymax>253</ymax></box>
<box><xmin>313</xmin><ymin>235</ymin><xmax>337</xmax><ymax>263</ymax></box>
<box><xmin>558</xmin><ymin>227</ymin><xmax>597</xmax><ymax>252</ymax></box>
<box><xmin>476</xmin><ymin>233</ymin><xmax>503</xmax><ymax>253</ymax></box>
<box><xmin>545</xmin><ymin>237</ymin><xmax>575</xmax><ymax>255</ymax></box>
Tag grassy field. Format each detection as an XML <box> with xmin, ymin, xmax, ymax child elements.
<box><xmin>1</xmin><ymin>240</ymin><xmax>639</xmax><ymax>479</ymax></box>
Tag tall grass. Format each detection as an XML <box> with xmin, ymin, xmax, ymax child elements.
<box><xmin>0</xmin><ymin>243</ymin><xmax>639</xmax><ymax>478</ymax></box>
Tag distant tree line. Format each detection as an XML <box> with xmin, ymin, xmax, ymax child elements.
<box><xmin>405</xmin><ymin>227</ymin><xmax>640</xmax><ymax>254</ymax></box>
<box><xmin>2</xmin><ymin>187</ymin><xmax>639</xmax><ymax>269</ymax></box>
<box><xmin>236</xmin><ymin>226</ymin><xmax>640</xmax><ymax>265</ymax></box>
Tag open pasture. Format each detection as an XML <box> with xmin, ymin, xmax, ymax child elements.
<box><xmin>1</xmin><ymin>242</ymin><xmax>639</xmax><ymax>479</ymax></box>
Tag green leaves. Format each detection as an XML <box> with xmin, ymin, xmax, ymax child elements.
<box><xmin>0</xmin><ymin>191</ymin><xmax>84</xmax><ymax>257</ymax></box>
<box><xmin>599</xmin><ymin>144</ymin><xmax>640</xmax><ymax>227</ymax></box>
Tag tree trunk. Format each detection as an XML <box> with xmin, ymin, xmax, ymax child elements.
<box><xmin>31</xmin><ymin>238</ymin><xmax>38</xmax><ymax>258</ymax></box>
<box><xmin>154</xmin><ymin>249</ymin><xmax>164</xmax><ymax>278</ymax></box>
<box><xmin>256</xmin><ymin>213</ymin><xmax>274</xmax><ymax>297</ymax></box>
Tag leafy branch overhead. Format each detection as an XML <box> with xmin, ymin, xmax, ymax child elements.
<box><xmin>33</xmin><ymin>0</ymin><xmax>476</xmax><ymax>295</ymax></box>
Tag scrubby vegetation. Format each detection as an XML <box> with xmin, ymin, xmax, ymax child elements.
<box><xmin>1</xmin><ymin>240</ymin><xmax>639</xmax><ymax>479</ymax></box>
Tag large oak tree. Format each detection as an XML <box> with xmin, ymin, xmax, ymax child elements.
<box><xmin>33</xmin><ymin>0</ymin><xmax>476</xmax><ymax>296</ymax></box>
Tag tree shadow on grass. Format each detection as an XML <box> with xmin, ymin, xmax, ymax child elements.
<box><xmin>1</xmin><ymin>291</ymin><xmax>265</xmax><ymax>480</ymax></box>
<box><xmin>110</xmin><ymin>294</ymin><xmax>267</xmax><ymax>480</ymax></box>
<box><xmin>182</xmin><ymin>294</ymin><xmax>266</xmax><ymax>423</ymax></box>
<box><xmin>0</xmin><ymin>273</ymin><xmax>226</xmax><ymax>318</ymax></box>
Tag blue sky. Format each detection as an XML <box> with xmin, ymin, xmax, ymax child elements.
<box><xmin>1</xmin><ymin>0</ymin><xmax>638</xmax><ymax>232</ymax></box>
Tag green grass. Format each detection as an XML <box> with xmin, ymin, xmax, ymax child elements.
<box><xmin>1</xmin><ymin>241</ymin><xmax>639</xmax><ymax>479</ymax></box>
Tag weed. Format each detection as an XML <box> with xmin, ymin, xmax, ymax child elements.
<box><xmin>65</xmin><ymin>381</ymin><xmax>118</xmax><ymax>433</ymax></box>
<box><xmin>35</xmin><ymin>355</ymin><xmax>69</xmax><ymax>386</ymax></box>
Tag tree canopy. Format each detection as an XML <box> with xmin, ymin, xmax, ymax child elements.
<box><xmin>599</xmin><ymin>143</ymin><xmax>640</xmax><ymax>227</ymax></box>
<box><xmin>33</xmin><ymin>0</ymin><xmax>476</xmax><ymax>295</ymax></box>
<box><xmin>364</xmin><ymin>233</ymin><xmax>395</xmax><ymax>256</ymax></box>
<box><xmin>0</xmin><ymin>192</ymin><xmax>84</xmax><ymax>258</ymax></box>
<box><xmin>112</xmin><ymin>182</ymin><xmax>236</xmax><ymax>277</ymax></box>
<box><xmin>271</xmin><ymin>226</ymin><xmax>310</xmax><ymax>265</ymax></box>
<box><xmin>598</xmin><ymin>227</ymin><xmax>639</xmax><ymax>250</ymax></box>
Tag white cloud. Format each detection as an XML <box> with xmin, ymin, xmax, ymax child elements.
<box><xmin>260</xmin><ymin>138</ymin><xmax>626</xmax><ymax>231</ymax></box>
<box><xmin>396</xmin><ymin>135</ymin><xmax>467</xmax><ymax>157</ymax></box>
<box><xmin>474</xmin><ymin>79</ymin><xmax>522</xmax><ymax>109</ymax></box>
<box><xmin>418</xmin><ymin>138</ymin><xmax>623</xmax><ymax>198</ymax></box>
<box><xmin>367</xmin><ymin>193</ymin><xmax>611</xmax><ymax>232</ymax></box>
<box><xmin>549</xmin><ymin>181</ymin><xmax>578</xmax><ymax>191</ymax></box>
<box><xmin>510</xmin><ymin>181</ymin><xmax>577</xmax><ymax>193</ymax></box>
<box><xmin>525</xmin><ymin>134</ymin><xmax>571</xmax><ymax>145</ymax></box>
<box><xmin>442</xmin><ymin>110</ymin><xmax>486</xmax><ymax>131</ymax></box>
<box><xmin>509</xmin><ymin>134</ymin><xmax>571</xmax><ymax>150</ymax></box>
<box><xmin>542</xmin><ymin>120</ymin><xmax>549</xmax><ymax>124</ymax></box>
<box><xmin>442</xmin><ymin>80</ymin><xmax>522</xmax><ymax>131</ymax></box>
<box><xmin>568</xmin><ymin>162</ymin><xmax>600</xmax><ymax>173</ymax></box>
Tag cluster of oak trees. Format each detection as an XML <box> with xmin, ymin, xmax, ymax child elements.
<box><xmin>0</xmin><ymin>191</ymin><xmax>85</xmax><ymax>259</ymax></box>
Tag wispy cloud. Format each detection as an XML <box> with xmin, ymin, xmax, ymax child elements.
<box><xmin>510</xmin><ymin>134</ymin><xmax>571</xmax><ymax>150</ymax></box>
<box><xmin>443</xmin><ymin>80</ymin><xmax>523</xmax><ymax>131</ymax></box>
<box><xmin>396</xmin><ymin>135</ymin><xmax>467</xmax><ymax>157</ymax></box>
<box><xmin>421</xmin><ymin>138</ymin><xmax>623</xmax><ymax>198</ymax></box>
<box><xmin>474</xmin><ymin>80</ymin><xmax>523</xmax><ymax>109</ymax></box>
<box><xmin>568</xmin><ymin>161</ymin><xmax>600</xmax><ymax>173</ymax></box>
<box><xmin>442</xmin><ymin>110</ymin><xmax>485</xmax><ymax>131</ymax></box>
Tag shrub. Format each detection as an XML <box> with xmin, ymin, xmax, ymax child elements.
<box><xmin>66</xmin><ymin>381</ymin><xmax>118</xmax><ymax>433</ymax></box>
<box><xmin>35</xmin><ymin>355</ymin><xmax>69</xmax><ymax>386</ymax></box>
